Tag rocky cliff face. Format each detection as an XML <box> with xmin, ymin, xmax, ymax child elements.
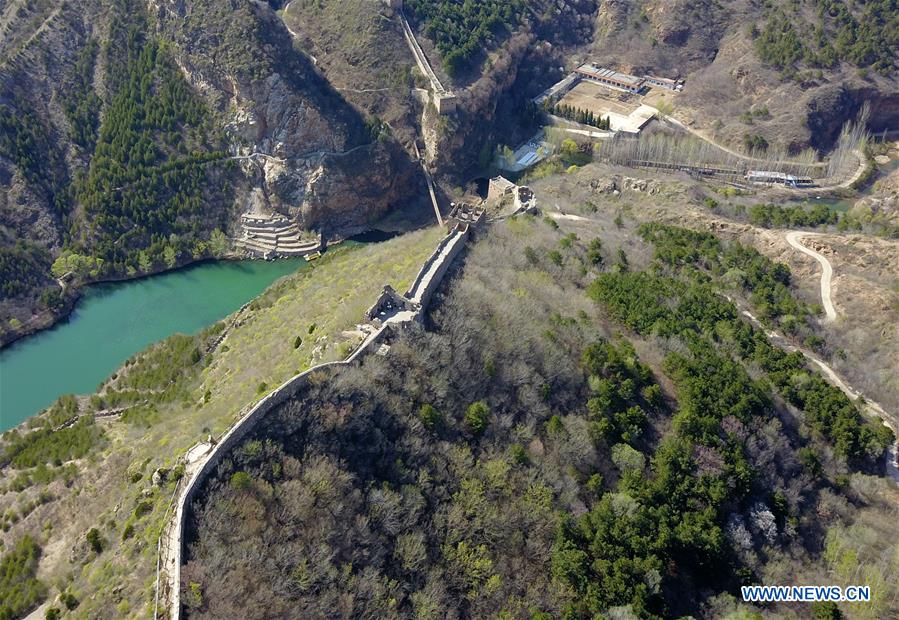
<box><xmin>296</xmin><ymin>140</ymin><xmax>426</xmax><ymax>233</ymax></box>
<box><xmin>155</xmin><ymin>0</ymin><xmax>423</xmax><ymax>230</ymax></box>
<box><xmin>0</xmin><ymin>0</ymin><xmax>425</xmax><ymax>344</ymax></box>
<box><xmin>807</xmin><ymin>84</ymin><xmax>899</xmax><ymax>151</ymax></box>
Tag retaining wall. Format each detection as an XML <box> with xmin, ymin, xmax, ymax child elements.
<box><xmin>404</xmin><ymin>228</ymin><xmax>464</xmax><ymax>299</ymax></box>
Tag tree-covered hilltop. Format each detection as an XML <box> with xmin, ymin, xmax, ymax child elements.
<box><xmin>69</xmin><ymin>6</ymin><xmax>232</xmax><ymax>278</ymax></box>
<box><xmin>1</xmin><ymin>0</ymin><xmax>417</xmax><ymax>345</ymax></box>
<box><xmin>404</xmin><ymin>0</ymin><xmax>526</xmax><ymax>76</ymax></box>
<box><xmin>0</xmin><ymin>0</ymin><xmax>233</xmax><ymax>343</ymax></box>
<box><xmin>183</xmin><ymin>218</ymin><xmax>897</xmax><ymax>619</ymax></box>
<box><xmin>752</xmin><ymin>0</ymin><xmax>898</xmax><ymax>75</ymax></box>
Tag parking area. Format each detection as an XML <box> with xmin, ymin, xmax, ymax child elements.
<box><xmin>556</xmin><ymin>81</ymin><xmax>657</xmax><ymax>133</ymax></box>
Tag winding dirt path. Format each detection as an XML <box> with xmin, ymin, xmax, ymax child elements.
<box><xmin>548</xmin><ymin>211</ymin><xmax>898</xmax><ymax>484</ymax></box>
<box><xmin>739</xmin><ymin>306</ymin><xmax>899</xmax><ymax>485</ymax></box>
<box><xmin>786</xmin><ymin>231</ymin><xmax>837</xmax><ymax>322</ymax></box>
<box><xmin>280</xmin><ymin>1</ymin><xmax>318</xmax><ymax>64</ymax></box>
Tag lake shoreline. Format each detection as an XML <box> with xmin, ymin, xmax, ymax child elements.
<box><xmin>0</xmin><ymin>228</ymin><xmax>414</xmax><ymax>430</ymax></box>
<box><xmin>0</xmin><ymin>224</ymin><xmax>409</xmax><ymax>351</ymax></box>
<box><xmin>0</xmin><ymin>251</ymin><xmax>253</xmax><ymax>351</ymax></box>
<box><xmin>0</xmin><ymin>256</ymin><xmax>320</xmax><ymax>430</ymax></box>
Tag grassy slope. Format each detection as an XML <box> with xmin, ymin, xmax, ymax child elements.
<box><xmin>0</xmin><ymin>226</ymin><xmax>444</xmax><ymax>618</ymax></box>
<box><xmin>526</xmin><ymin>161</ymin><xmax>899</xmax><ymax>414</ymax></box>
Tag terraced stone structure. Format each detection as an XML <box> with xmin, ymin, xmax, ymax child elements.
<box><xmin>237</xmin><ymin>212</ymin><xmax>323</xmax><ymax>258</ymax></box>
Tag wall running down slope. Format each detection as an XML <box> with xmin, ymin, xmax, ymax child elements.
<box><xmin>162</xmin><ymin>223</ymin><xmax>472</xmax><ymax>618</ymax></box>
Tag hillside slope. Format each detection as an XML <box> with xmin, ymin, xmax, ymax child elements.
<box><xmin>0</xmin><ymin>0</ymin><xmax>426</xmax><ymax>346</ymax></box>
<box><xmin>182</xmin><ymin>219</ymin><xmax>898</xmax><ymax>619</ymax></box>
<box><xmin>0</xmin><ymin>228</ymin><xmax>444</xmax><ymax>619</ymax></box>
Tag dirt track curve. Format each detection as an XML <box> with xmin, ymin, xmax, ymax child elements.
<box><xmin>785</xmin><ymin>231</ymin><xmax>837</xmax><ymax>322</ymax></box>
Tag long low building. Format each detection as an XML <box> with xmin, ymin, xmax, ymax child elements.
<box><xmin>643</xmin><ymin>74</ymin><xmax>684</xmax><ymax>91</ymax></box>
<box><xmin>575</xmin><ymin>63</ymin><xmax>645</xmax><ymax>94</ymax></box>
<box><xmin>746</xmin><ymin>170</ymin><xmax>814</xmax><ymax>187</ymax></box>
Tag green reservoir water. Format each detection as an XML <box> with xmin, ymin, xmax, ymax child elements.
<box><xmin>0</xmin><ymin>259</ymin><xmax>306</xmax><ymax>431</ymax></box>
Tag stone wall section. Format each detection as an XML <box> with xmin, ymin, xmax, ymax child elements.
<box><xmin>164</xmin><ymin>223</ymin><xmax>477</xmax><ymax>618</ymax></box>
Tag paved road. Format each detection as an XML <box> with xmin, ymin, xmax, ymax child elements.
<box><xmin>785</xmin><ymin>231</ymin><xmax>837</xmax><ymax>321</ymax></box>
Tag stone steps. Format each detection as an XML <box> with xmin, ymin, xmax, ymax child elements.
<box><xmin>238</xmin><ymin>237</ymin><xmax>320</xmax><ymax>257</ymax></box>
<box><xmin>245</xmin><ymin>231</ymin><xmax>303</xmax><ymax>243</ymax></box>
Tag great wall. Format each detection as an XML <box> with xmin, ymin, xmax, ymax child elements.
<box><xmin>156</xmin><ymin>202</ymin><xmax>484</xmax><ymax>619</ymax></box>
<box><xmin>150</xmin><ymin>7</ymin><xmax>889</xmax><ymax>615</ymax></box>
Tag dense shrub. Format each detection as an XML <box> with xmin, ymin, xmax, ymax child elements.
<box><xmin>754</xmin><ymin>1</ymin><xmax>897</xmax><ymax>74</ymax></box>
<box><xmin>0</xmin><ymin>242</ymin><xmax>52</xmax><ymax>300</ymax></box>
<box><xmin>72</xmin><ymin>8</ymin><xmax>229</xmax><ymax>277</ymax></box>
<box><xmin>405</xmin><ymin>0</ymin><xmax>525</xmax><ymax>75</ymax></box>
<box><xmin>1</xmin><ymin>417</ymin><xmax>104</xmax><ymax>469</ymax></box>
<box><xmin>0</xmin><ymin>536</ymin><xmax>47</xmax><ymax>620</ymax></box>
<box><xmin>748</xmin><ymin>203</ymin><xmax>839</xmax><ymax>229</ymax></box>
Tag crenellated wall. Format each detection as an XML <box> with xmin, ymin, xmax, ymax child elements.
<box><xmin>403</xmin><ymin>228</ymin><xmax>461</xmax><ymax>299</ymax></box>
<box><xmin>165</xmin><ymin>223</ymin><xmax>476</xmax><ymax>618</ymax></box>
<box><xmin>408</xmin><ymin>227</ymin><xmax>469</xmax><ymax>308</ymax></box>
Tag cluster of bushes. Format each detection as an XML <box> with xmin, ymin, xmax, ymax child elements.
<box><xmin>552</xmin><ymin>340</ymin><xmax>754</xmax><ymax>615</ymax></box>
<box><xmin>62</xmin><ymin>39</ymin><xmax>102</xmax><ymax>151</ymax></box>
<box><xmin>405</xmin><ymin>0</ymin><xmax>525</xmax><ymax>75</ymax></box>
<box><xmin>582</xmin><ymin>341</ymin><xmax>658</xmax><ymax>445</ymax></box>
<box><xmin>748</xmin><ymin>202</ymin><xmax>839</xmax><ymax>228</ymax></box>
<box><xmin>551</xmin><ymin>104</ymin><xmax>611</xmax><ymax>130</ymax></box>
<box><xmin>757</xmin><ymin>345</ymin><xmax>893</xmax><ymax>461</ymax></box>
<box><xmin>591</xmin><ymin>225</ymin><xmax>893</xmax><ymax>465</ymax></box>
<box><xmin>638</xmin><ymin>223</ymin><xmax>811</xmax><ymax>330</ymax></box>
<box><xmin>752</xmin><ymin>1</ymin><xmax>897</xmax><ymax>74</ymax></box>
<box><xmin>742</xmin><ymin>133</ymin><xmax>769</xmax><ymax>152</ymax></box>
<box><xmin>97</xmin><ymin>332</ymin><xmax>210</xmax><ymax>426</ymax></box>
<box><xmin>0</xmin><ymin>103</ymin><xmax>50</xmax><ymax>189</ymax></box>
<box><xmin>1</xmin><ymin>417</ymin><xmax>105</xmax><ymax>470</ymax></box>
<box><xmin>0</xmin><ymin>535</ymin><xmax>46</xmax><ymax>620</ymax></box>
<box><xmin>752</xmin><ymin>12</ymin><xmax>804</xmax><ymax>69</ymax></box>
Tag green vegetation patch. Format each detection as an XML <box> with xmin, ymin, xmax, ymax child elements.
<box><xmin>752</xmin><ymin>1</ymin><xmax>898</xmax><ymax>74</ymax></box>
<box><xmin>0</xmin><ymin>535</ymin><xmax>46</xmax><ymax>620</ymax></box>
<box><xmin>1</xmin><ymin>416</ymin><xmax>105</xmax><ymax>469</ymax></box>
<box><xmin>0</xmin><ymin>103</ymin><xmax>54</xmax><ymax>190</ymax></box>
<box><xmin>63</xmin><ymin>39</ymin><xmax>102</xmax><ymax>152</ymax></box>
<box><xmin>180</xmin><ymin>219</ymin><xmax>898</xmax><ymax>619</ymax></box>
<box><xmin>0</xmin><ymin>242</ymin><xmax>53</xmax><ymax>301</ymax></box>
<box><xmin>405</xmin><ymin>0</ymin><xmax>526</xmax><ymax>75</ymax></box>
<box><xmin>590</xmin><ymin>224</ymin><xmax>893</xmax><ymax>465</ymax></box>
<box><xmin>748</xmin><ymin>202</ymin><xmax>839</xmax><ymax>229</ymax></box>
<box><xmin>73</xmin><ymin>4</ymin><xmax>230</xmax><ymax>277</ymax></box>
